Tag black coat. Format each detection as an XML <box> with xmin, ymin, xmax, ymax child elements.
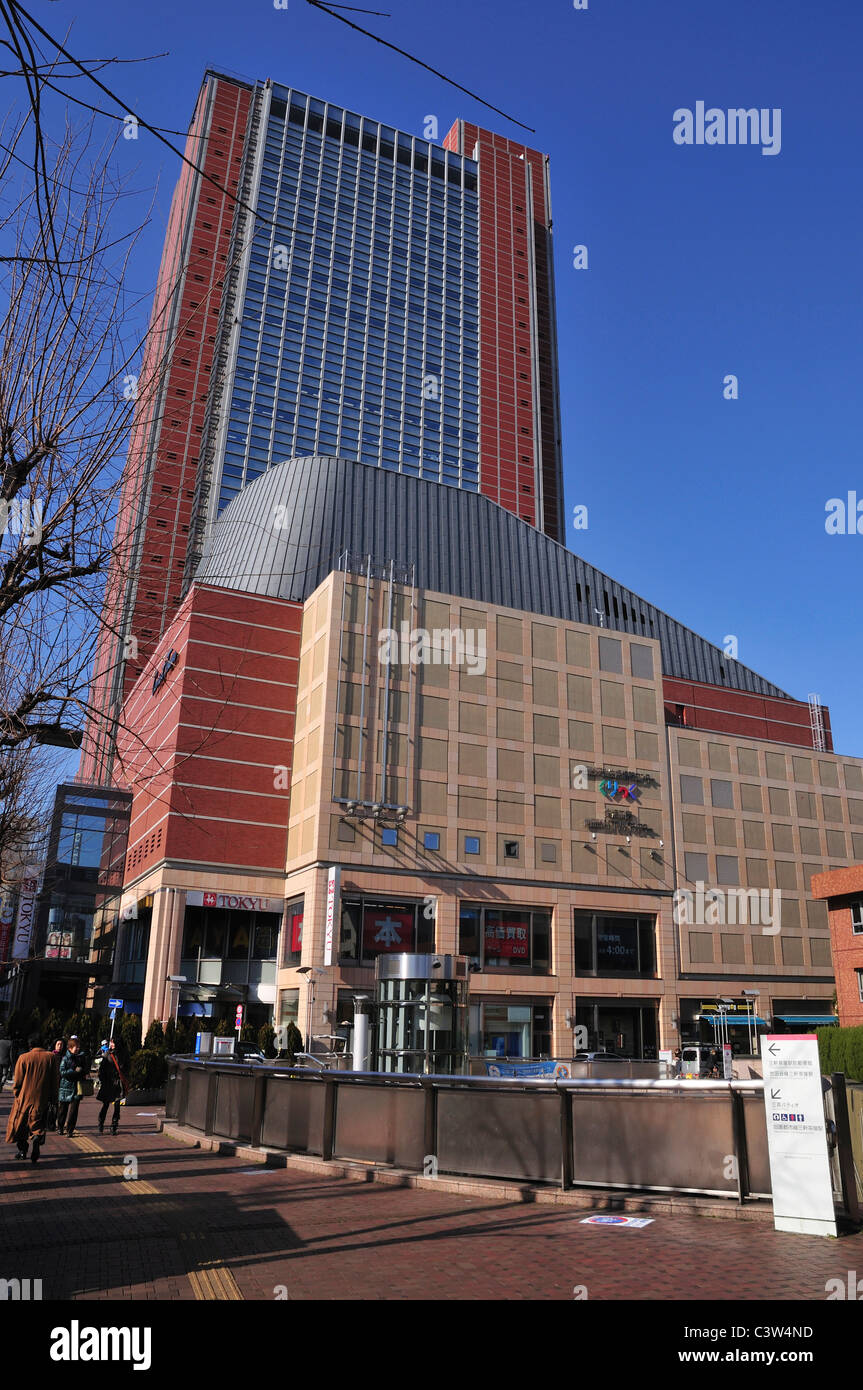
<box><xmin>97</xmin><ymin>1052</ymin><xmax>127</xmax><ymax>1102</ymax></box>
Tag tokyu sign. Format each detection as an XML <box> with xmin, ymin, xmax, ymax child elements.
<box><xmin>186</xmin><ymin>890</ymin><xmax>282</xmax><ymax>913</ymax></box>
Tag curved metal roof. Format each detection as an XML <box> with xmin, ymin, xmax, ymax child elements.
<box><xmin>196</xmin><ymin>454</ymin><xmax>791</xmax><ymax>698</ymax></box>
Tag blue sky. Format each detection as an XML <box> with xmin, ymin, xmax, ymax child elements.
<box><xmin>32</xmin><ymin>0</ymin><xmax>863</xmax><ymax>756</ymax></box>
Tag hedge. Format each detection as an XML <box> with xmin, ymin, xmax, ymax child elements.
<box><xmin>128</xmin><ymin>1048</ymin><xmax>169</xmax><ymax>1090</ymax></box>
<box><xmin>816</xmin><ymin>1025</ymin><xmax>863</xmax><ymax>1082</ymax></box>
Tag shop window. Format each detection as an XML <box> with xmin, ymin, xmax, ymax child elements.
<box><xmin>574</xmin><ymin>911</ymin><xmax>656</xmax><ymax>977</ymax></box>
<box><xmin>339</xmin><ymin>896</ymin><xmax>432</xmax><ymax>965</ymax></box>
<box><xmin>473</xmin><ymin>1000</ymin><xmax>551</xmax><ymax>1059</ymax></box>
<box><xmin>459</xmin><ymin>904</ymin><xmax>551</xmax><ymax>972</ymax></box>
<box><xmin>284</xmin><ymin>899</ymin><xmax>304</xmax><ymax>965</ymax></box>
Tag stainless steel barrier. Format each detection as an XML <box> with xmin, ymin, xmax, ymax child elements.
<box><xmin>163</xmin><ymin>1059</ymin><xmax>855</xmax><ymax>1210</ymax></box>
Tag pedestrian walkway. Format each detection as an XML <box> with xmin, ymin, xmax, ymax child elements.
<box><xmin>1</xmin><ymin>1093</ymin><xmax>861</xmax><ymax>1300</ymax></box>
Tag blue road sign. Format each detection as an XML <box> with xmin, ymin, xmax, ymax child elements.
<box><xmin>108</xmin><ymin>998</ymin><xmax>123</xmax><ymax>1009</ymax></box>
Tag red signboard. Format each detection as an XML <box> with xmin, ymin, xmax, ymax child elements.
<box><xmin>484</xmin><ymin>918</ymin><xmax>530</xmax><ymax>960</ymax></box>
<box><xmin>290</xmin><ymin>909</ymin><xmax>303</xmax><ymax>954</ymax></box>
<box><xmin>362</xmin><ymin>908</ymin><xmax>414</xmax><ymax>954</ymax></box>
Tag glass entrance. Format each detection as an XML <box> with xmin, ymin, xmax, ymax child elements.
<box><xmin>375</xmin><ymin>956</ymin><xmax>469</xmax><ymax>1074</ymax></box>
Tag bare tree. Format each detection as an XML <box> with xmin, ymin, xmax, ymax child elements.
<box><xmin>0</xmin><ymin>112</ymin><xmax>150</xmax><ymax>753</ymax></box>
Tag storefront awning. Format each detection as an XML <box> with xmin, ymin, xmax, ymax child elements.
<box><xmin>703</xmin><ymin>1015</ymin><xmax>767</xmax><ymax>1026</ymax></box>
<box><xmin>773</xmin><ymin>1014</ymin><xmax>837</xmax><ymax>1025</ymax></box>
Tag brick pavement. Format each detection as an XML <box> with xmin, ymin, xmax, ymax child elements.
<box><xmin>1</xmin><ymin>1091</ymin><xmax>861</xmax><ymax>1301</ymax></box>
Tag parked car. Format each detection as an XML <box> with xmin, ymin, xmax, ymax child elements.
<box><xmin>573</xmin><ymin>1051</ymin><xmax>633</xmax><ymax>1062</ymax></box>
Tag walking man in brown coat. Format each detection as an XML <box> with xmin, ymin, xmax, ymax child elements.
<box><xmin>5</xmin><ymin>1034</ymin><xmax>60</xmax><ymax>1163</ymax></box>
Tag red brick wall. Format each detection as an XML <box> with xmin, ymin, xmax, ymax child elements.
<box><xmin>811</xmin><ymin>867</ymin><xmax>863</xmax><ymax>1027</ymax></box>
<box><xmin>663</xmin><ymin>676</ymin><xmax>832</xmax><ymax>750</ymax></box>
<box><xmin>81</xmin><ymin>75</ymin><xmax>252</xmax><ymax>783</ymax></box>
<box><xmin>444</xmin><ymin>120</ymin><xmax>561</xmax><ymax>541</ymax></box>
<box><xmin>117</xmin><ymin>583</ymin><xmax>301</xmax><ymax>880</ymax></box>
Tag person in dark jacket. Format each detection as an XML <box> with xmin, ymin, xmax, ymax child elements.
<box><xmin>57</xmin><ymin>1036</ymin><xmax>88</xmax><ymax>1136</ymax></box>
<box><xmin>96</xmin><ymin>1040</ymin><xmax>129</xmax><ymax>1135</ymax></box>
<box><xmin>0</xmin><ymin>1032</ymin><xmax>12</xmax><ymax>1088</ymax></box>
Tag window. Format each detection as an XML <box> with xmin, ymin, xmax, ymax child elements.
<box><xmin>598</xmin><ymin>635</ymin><xmax>622</xmax><ymax>673</ymax></box>
<box><xmin>858</xmin><ymin>969</ymin><xmax>863</xmax><ymax>1003</ymax></box>
<box><xmin>381</xmin><ymin>826</ymin><xmax>398</xmax><ymax>847</ymax></box>
<box><xmin>340</xmin><ymin>896</ymin><xmax>433</xmax><ymax>965</ymax></box>
<box><xmin>459</xmin><ymin>904</ymin><xmax>551</xmax><ymax>972</ymax></box>
<box><xmin>680</xmin><ymin>775</ymin><xmax>704</xmax><ymax>806</ymax></box>
<box><xmin>852</xmin><ymin>902</ymin><xmax>863</xmax><ymax>934</ymax></box>
<box><xmin>423</xmin><ymin>831</ymin><xmax>440</xmax><ymax>851</ymax></box>
<box><xmin>284</xmin><ymin>898</ymin><xmax>303</xmax><ymax>965</ymax></box>
<box><xmin>574</xmin><ymin>912</ymin><xmax>657</xmax><ymax>977</ymax></box>
<box><xmin>464</xmin><ymin>835</ymin><xmax>480</xmax><ymax>855</ymax></box>
<box><xmin>630</xmin><ymin>643</ymin><xmax>654</xmax><ymax>679</ymax></box>
<box><xmin>473</xmin><ymin>1000</ymin><xmax>551</xmax><ymax>1059</ymax></box>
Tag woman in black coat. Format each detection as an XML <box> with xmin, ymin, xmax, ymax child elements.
<box><xmin>96</xmin><ymin>1040</ymin><xmax>129</xmax><ymax>1135</ymax></box>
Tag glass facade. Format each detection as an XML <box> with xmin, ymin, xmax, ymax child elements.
<box><xmin>214</xmin><ymin>87</ymin><xmax>480</xmax><ymax>516</ymax></box>
<box><xmin>470</xmin><ymin>999</ymin><xmax>552</xmax><ymax>1059</ymax></box>
<box><xmin>574</xmin><ymin>912</ymin><xmax>657</xmax><ymax>977</ymax></box>
<box><xmin>459</xmin><ymin>904</ymin><xmax>551</xmax><ymax>972</ymax></box>
<box><xmin>180</xmin><ymin>904</ymin><xmax>279</xmax><ymax>988</ymax></box>
<box><xmin>339</xmin><ymin>895</ymin><xmax>434</xmax><ymax>966</ymax></box>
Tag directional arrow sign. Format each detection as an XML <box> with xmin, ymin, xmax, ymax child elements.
<box><xmin>761</xmin><ymin>1034</ymin><xmax>836</xmax><ymax>1238</ymax></box>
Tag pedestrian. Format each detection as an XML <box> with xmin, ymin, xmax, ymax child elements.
<box><xmin>672</xmin><ymin>1047</ymin><xmax>682</xmax><ymax>1078</ymax></box>
<box><xmin>46</xmin><ymin>1041</ymin><xmax>65</xmax><ymax>1130</ymax></box>
<box><xmin>96</xmin><ymin>1039</ymin><xmax>130</xmax><ymax>1135</ymax></box>
<box><xmin>57</xmin><ymin>1035</ymin><xmax>89</xmax><ymax>1137</ymax></box>
<box><xmin>4</xmin><ymin>1033</ymin><xmax>59</xmax><ymax>1163</ymax></box>
<box><xmin>0</xmin><ymin>1031</ymin><xmax>11</xmax><ymax>1089</ymax></box>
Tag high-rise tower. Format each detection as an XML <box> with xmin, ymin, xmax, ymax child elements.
<box><xmin>80</xmin><ymin>72</ymin><xmax>565</xmax><ymax>783</ymax></box>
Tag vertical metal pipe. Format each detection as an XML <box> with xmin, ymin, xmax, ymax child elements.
<box><xmin>380</xmin><ymin>559</ymin><xmax>396</xmax><ymax>805</ymax></box>
<box><xmin>356</xmin><ymin>555</ymin><xmax>372</xmax><ymax>803</ymax></box>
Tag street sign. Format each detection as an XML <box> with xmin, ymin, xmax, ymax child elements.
<box><xmin>108</xmin><ymin>998</ymin><xmax>123</xmax><ymax>1009</ymax></box>
<box><xmin>761</xmin><ymin>1034</ymin><xmax>837</xmax><ymax>1237</ymax></box>
<box><xmin>235</xmin><ymin>1005</ymin><xmax>243</xmax><ymax>1030</ymax></box>
<box><xmin>722</xmin><ymin>1044</ymin><xmax>733</xmax><ymax>1080</ymax></box>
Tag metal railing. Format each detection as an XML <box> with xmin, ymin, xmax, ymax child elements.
<box><xmin>164</xmin><ymin>1058</ymin><xmax>860</xmax><ymax>1211</ymax></box>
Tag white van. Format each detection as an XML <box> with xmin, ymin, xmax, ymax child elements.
<box><xmin>680</xmin><ymin>1045</ymin><xmax>708</xmax><ymax>1078</ymax></box>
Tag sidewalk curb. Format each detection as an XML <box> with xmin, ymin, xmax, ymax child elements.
<box><xmin>161</xmin><ymin>1123</ymin><xmax>775</xmax><ymax>1222</ymax></box>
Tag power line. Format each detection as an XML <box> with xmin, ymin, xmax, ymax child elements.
<box><xmin>305</xmin><ymin>0</ymin><xmax>535</xmax><ymax>134</ymax></box>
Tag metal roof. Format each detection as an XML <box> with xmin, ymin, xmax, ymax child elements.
<box><xmin>196</xmin><ymin>455</ymin><xmax>792</xmax><ymax>697</ymax></box>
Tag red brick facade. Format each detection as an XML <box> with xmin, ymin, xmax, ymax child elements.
<box><xmin>116</xmin><ymin>583</ymin><xmax>302</xmax><ymax>881</ymax></box>
<box><xmin>444</xmin><ymin>120</ymin><xmax>562</xmax><ymax>541</ymax></box>
<box><xmin>663</xmin><ymin>676</ymin><xmax>831</xmax><ymax>750</ymax></box>
<box><xmin>811</xmin><ymin>866</ymin><xmax>863</xmax><ymax>1026</ymax></box>
<box><xmin>81</xmin><ymin>75</ymin><xmax>252</xmax><ymax>784</ymax></box>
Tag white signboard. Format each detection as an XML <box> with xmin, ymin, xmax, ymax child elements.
<box><xmin>11</xmin><ymin>872</ymin><xmax>40</xmax><ymax>960</ymax></box>
<box><xmin>323</xmin><ymin>866</ymin><xmax>340</xmax><ymax>966</ymax></box>
<box><xmin>186</xmin><ymin>890</ymin><xmax>282</xmax><ymax>913</ymax></box>
<box><xmin>761</xmin><ymin>1034</ymin><xmax>836</xmax><ymax>1237</ymax></box>
<box><xmin>722</xmin><ymin>1043</ymin><xmax>733</xmax><ymax>1080</ymax></box>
